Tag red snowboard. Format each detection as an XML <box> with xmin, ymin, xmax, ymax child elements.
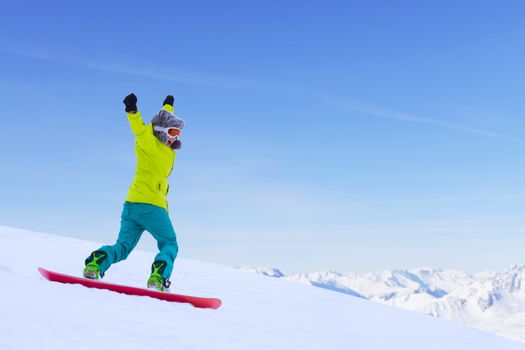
<box><xmin>38</xmin><ymin>267</ymin><xmax>222</xmax><ymax>309</ymax></box>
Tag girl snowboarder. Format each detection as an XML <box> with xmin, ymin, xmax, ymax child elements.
<box><xmin>83</xmin><ymin>93</ymin><xmax>184</xmax><ymax>291</ymax></box>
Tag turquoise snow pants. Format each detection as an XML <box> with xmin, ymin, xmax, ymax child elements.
<box><xmin>96</xmin><ymin>202</ymin><xmax>178</xmax><ymax>280</ymax></box>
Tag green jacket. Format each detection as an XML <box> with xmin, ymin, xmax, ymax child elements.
<box><xmin>125</xmin><ymin>105</ymin><xmax>176</xmax><ymax>211</ymax></box>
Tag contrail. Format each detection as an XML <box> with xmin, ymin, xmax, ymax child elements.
<box><xmin>3</xmin><ymin>41</ymin><xmax>523</xmax><ymax>144</ymax></box>
<box><xmin>0</xmin><ymin>43</ymin><xmax>264</xmax><ymax>90</ymax></box>
<box><xmin>325</xmin><ymin>98</ymin><xmax>525</xmax><ymax>144</ymax></box>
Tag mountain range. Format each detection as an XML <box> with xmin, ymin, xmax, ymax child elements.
<box><xmin>242</xmin><ymin>264</ymin><xmax>525</xmax><ymax>343</ymax></box>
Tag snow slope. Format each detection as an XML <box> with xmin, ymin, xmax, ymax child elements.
<box><xmin>1</xmin><ymin>226</ymin><xmax>524</xmax><ymax>350</ymax></box>
<box><xmin>243</xmin><ymin>266</ymin><xmax>525</xmax><ymax>344</ymax></box>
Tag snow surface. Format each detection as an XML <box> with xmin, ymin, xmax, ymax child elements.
<box><xmin>1</xmin><ymin>226</ymin><xmax>524</xmax><ymax>350</ymax></box>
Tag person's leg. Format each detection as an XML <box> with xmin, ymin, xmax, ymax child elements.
<box><xmin>85</xmin><ymin>202</ymin><xmax>145</xmax><ymax>276</ymax></box>
<box><xmin>142</xmin><ymin>205</ymin><xmax>178</xmax><ymax>281</ymax></box>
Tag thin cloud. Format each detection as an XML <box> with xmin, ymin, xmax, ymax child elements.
<box><xmin>3</xmin><ymin>42</ymin><xmax>523</xmax><ymax>143</ymax></box>
<box><xmin>0</xmin><ymin>42</ymin><xmax>297</xmax><ymax>92</ymax></box>
<box><xmin>1</xmin><ymin>43</ymin><xmax>240</xmax><ymax>88</ymax></box>
<box><xmin>325</xmin><ymin>97</ymin><xmax>525</xmax><ymax>144</ymax></box>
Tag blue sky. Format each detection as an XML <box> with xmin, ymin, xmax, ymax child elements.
<box><xmin>1</xmin><ymin>0</ymin><xmax>525</xmax><ymax>273</ymax></box>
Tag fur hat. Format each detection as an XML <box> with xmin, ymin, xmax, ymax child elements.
<box><xmin>151</xmin><ymin>110</ymin><xmax>185</xmax><ymax>145</ymax></box>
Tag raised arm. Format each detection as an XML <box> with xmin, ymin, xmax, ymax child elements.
<box><xmin>123</xmin><ymin>93</ymin><xmax>148</xmax><ymax>136</ymax></box>
<box><xmin>162</xmin><ymin>95</ymin><xmax>175</xmax><ymax>113</ymax></box>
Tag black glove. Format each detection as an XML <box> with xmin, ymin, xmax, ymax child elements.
<box><xmin>123</xmin><ymin>93</ymin><xmax>138</xmax><ymax>113</ymax></box>
<box><xmin>170</xmin><ymin>139</ymin><xmax>182</xmax><ymax>150</ymax></box>
<box><xmin>163</xmin><ymin>95</ymin><xmax>174</xmax><ymax>107</ymax></box>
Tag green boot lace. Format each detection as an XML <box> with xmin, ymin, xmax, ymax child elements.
<box><xmin>83</xmin><ymin>251</ymin><xmax>107</xmax><ymax>280</ymax></box>
<box><xmin>147</xmin><ymin>261</ymin><xmax>171</xmax><ymax>292</ymax></box>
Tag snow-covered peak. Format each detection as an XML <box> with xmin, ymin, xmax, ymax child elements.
<box><xmin>494</xmin><ymin>265</ymin><xmax>525</xmax><ymax>295</ymax></box>
<box><xmin>240</xmin><ymin>265</ymin><xmax>285</xmax><ymax>277</ymax></box>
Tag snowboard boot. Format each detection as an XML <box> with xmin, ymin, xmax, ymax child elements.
<box><xmin>83</xmin><ymin>250</ymin><xmax>107</xmax><ymax>280</ymax></box>
<box><xmin>147</xmin><ymin>260</ymin><xmax>171</xmax><ymax>292</ymax></box>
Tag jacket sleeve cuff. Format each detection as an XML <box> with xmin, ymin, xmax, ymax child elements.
<box><xmin>127</xmin><ymin>111</ymin><xmax>141</xmax><ymax>118</ymax></box>
<box><xmin>162</xmin><ymin>104</ymin><xmax>174</xmax><ymax>113</ymax></box>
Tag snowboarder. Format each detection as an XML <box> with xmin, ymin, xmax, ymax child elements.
<box><xmin>83</xmin><ymin>93</ymin><xmax>185</xmax><ymax>292</ymax></box>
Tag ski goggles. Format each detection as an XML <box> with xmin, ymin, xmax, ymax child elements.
<box><xmin>153</xmin><ymin>126</ymin><xmax>182</xmax><ymax>139</ymax></box>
